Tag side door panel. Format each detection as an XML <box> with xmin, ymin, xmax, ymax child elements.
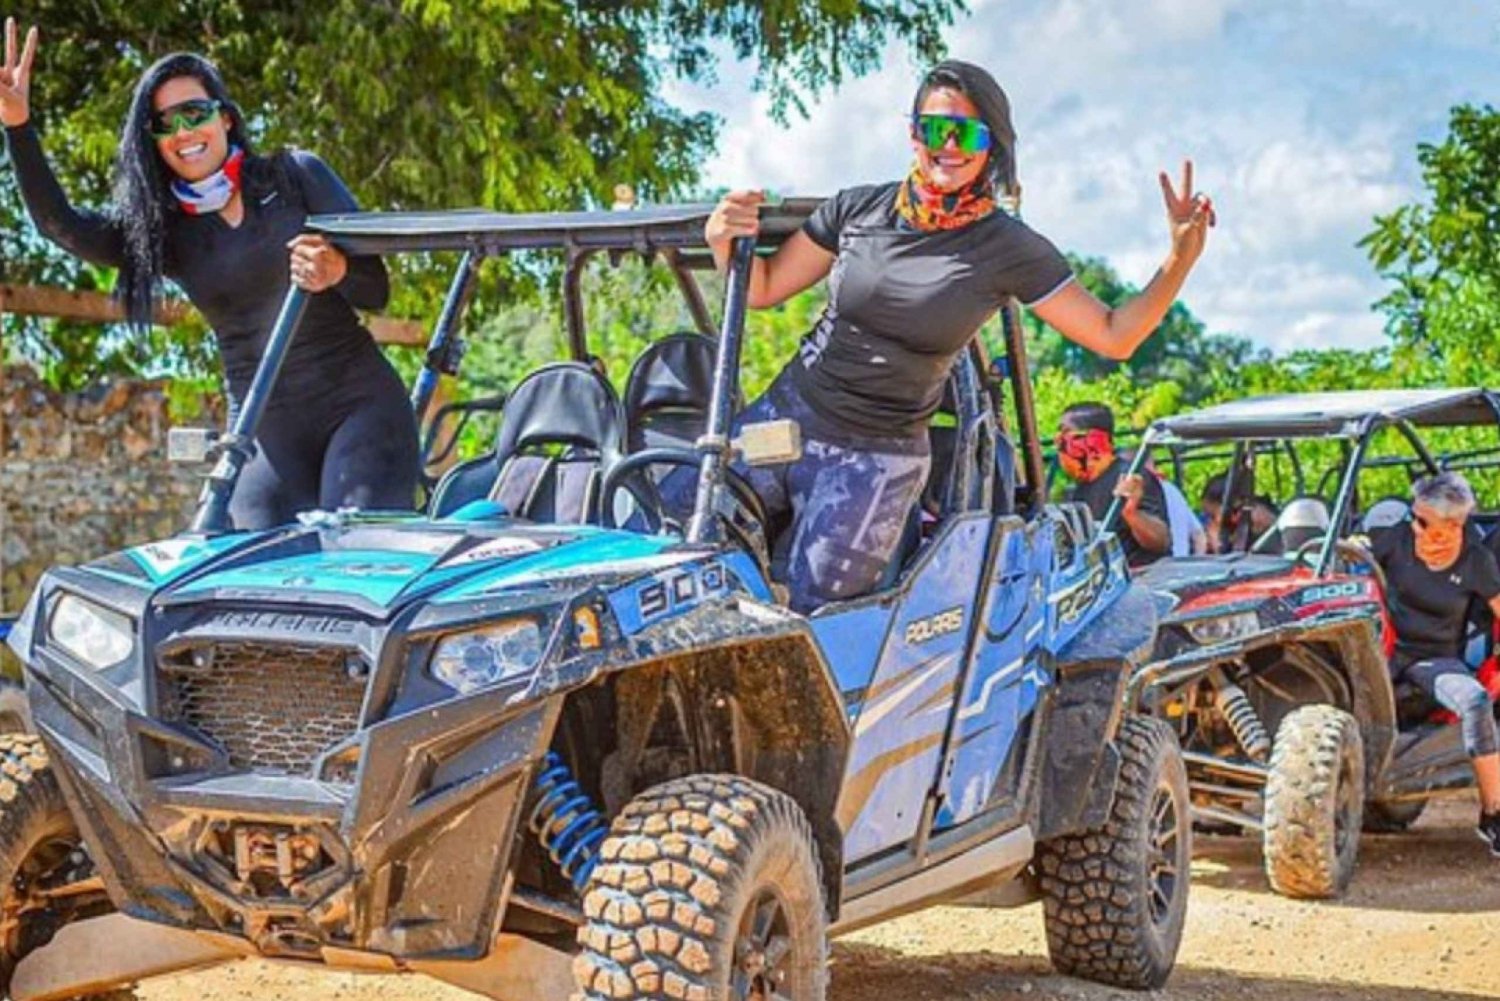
<box><xmin>934</xmin><ymin>517</ymin><xmax>1052</xmax><ymax>829</ymax></box>
<box><xmin>834</xmin><ymin>516</ymin><xmax>991</xmax><ymax>862</ymax></box>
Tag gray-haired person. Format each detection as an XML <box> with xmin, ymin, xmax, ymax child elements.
<box><xmin>1372</xmin><ymin>472</ymin><xmax>1500</xmax><ymax>854</ymax></box>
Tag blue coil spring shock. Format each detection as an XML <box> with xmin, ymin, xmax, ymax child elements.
<box><xmin>528</xmin><ymin>751</ymin><xmax>609</xmax><ymax>893</ymax></box>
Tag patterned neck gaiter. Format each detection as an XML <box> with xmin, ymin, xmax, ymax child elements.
<box><xmin>893</xmin><ymin>163</ymin><xmax>998</xmax><ymax>232</ymax></box>
<box><xmin>171</xmin><ymin>145</ymin><xmax>245</xmax><ymax>216</ymax></box>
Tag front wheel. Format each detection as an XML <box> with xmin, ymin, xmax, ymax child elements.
<box><xmin>0</xmin><ymin>734</ymin><xmax>118</xmax><ymax>996</ymax></box>
<box><xmin>1263</xmin><ymin>704</ymin><xmax>1365</xmax><ymax>898</ymax></box>
<box><xmin>573</xmin><ymin>775</ymin><xmax>827</xmax><ymax>1001</ymax></box>
<box><xmin>1038</xmin><ymin>715</ymin><xmax>1192</xmax><ymax>990</ymax></box>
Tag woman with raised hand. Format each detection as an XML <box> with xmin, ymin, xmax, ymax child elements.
<box><xmin>705</xmin><ymin>59</ymin><xmax>1214</xmax><ymax>612</ymax></box>
<box><xmin>0</xmin><ymin>19</ymin><xmax>417</xmax><ymax>529</ymax></box>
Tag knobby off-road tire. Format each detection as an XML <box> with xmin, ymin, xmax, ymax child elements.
<box><xmin>1263</xmin><ymin>704</ymin><xmax>1365</xmax><ymax>899</ymax></box>
<box><xmin>0</xmin><ymin>734</ymin><xmax>132</xmax><ymax>1000</ymax></box>
<box><xmin>573</xmin><ymin>775</ymin><xmax>827</xmax><ymax>1001</ymax></box>
<box><xmin>1038</xmin><ymin>715</ymin><xmax>1191</xmax><ymax>990</ymax></box>
<box><xmin>1362</xmin><ymin>798</ymin><xmax>1426</xmax><ymax>833</ymax></box>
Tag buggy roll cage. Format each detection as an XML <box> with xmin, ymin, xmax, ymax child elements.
<box><xmin>185</xmin><ymin>200</ymin><xmax>1055</xmax><ymax>537</ymax></box>
<box><xmin>1099</xmin><ymin>388</ymin><xmax>1500</xmax><ymax>576</ymax></box>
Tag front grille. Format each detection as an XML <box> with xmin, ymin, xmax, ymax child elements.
<box><xmin>158</xmin><ymin>642</ymin><xmax>367</xmax><ymax>776</ymax></box>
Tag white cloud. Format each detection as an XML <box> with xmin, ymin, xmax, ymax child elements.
<box><xmin>667</xmin><ymin>1</ymin><xmax>1500</xmax><ymax>356</ymax></box>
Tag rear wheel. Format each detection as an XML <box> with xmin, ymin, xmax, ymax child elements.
<box><xmin>1263</xmin><ymin>704</ymin><xmax>1364</xmax><ymax>898</ymax></box>
<box><xmin>573</xmin><ymin>775</ymin><xmax>827</xmax><ymax>1001</ymax></box>
<box><xmin>1038</xmin><ymin>716</ymin><xmax>1191</xmax><ymax>990</ymax></box>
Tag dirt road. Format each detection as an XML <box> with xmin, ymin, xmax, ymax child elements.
<box><xmin>136</xmin><ymin>799</ymin><xmax>1498</xmax><ymax>1001</ymax></box>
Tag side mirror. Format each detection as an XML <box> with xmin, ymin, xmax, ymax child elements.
<box><xmin>733</xmin><ymin>419</ymin><xmax>802</xmax><ymax>467</ymax></box>
<box><xmin>167</xmin><ymin>427</ymin><xmax>219</xmax><ymax>463</ymax></box>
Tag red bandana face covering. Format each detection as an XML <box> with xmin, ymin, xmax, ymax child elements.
<box><xmin>893</xmin><ymin>163</ymin><xmax>998</xmax><ymax>232</ymax></box>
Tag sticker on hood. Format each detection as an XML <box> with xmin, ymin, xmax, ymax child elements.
<box><xmin>440</xmin><ymin>536</ymin><xmax>547</xmax><ymax>567</ymax></box>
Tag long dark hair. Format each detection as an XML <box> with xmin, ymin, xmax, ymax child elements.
<box><xmin>912</xmin><ymin>60</ymin><xmax>1018</xmax><ymax>200</ymax></box>
<box><xmin>112</xmin><ymin>52</ymin><xmax>254</xmax><ymax>330</ymax></box>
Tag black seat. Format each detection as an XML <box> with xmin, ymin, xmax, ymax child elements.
<box><xmin>429</xmin><ymin>362</ymin><xmax>625</xmax><ymax>523</ymax></box>
<box><xmin>623</xmin><ymin>333</ymin><xmax>726</xmax><ymax>453</ymax></box>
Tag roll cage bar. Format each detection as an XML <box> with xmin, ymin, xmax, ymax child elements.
<box><xmin>1099</xmin><ymin>389</ymin><xmax>1500</xmax><ymax>576</ymax></box>
<box><xmin>185</xmin><ymin>201</ymin><xmax>1053</xmax><ymax>536</ymax></box>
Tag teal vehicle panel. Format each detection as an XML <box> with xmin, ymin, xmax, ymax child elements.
<box><xmin>175</xmin><ymin>549</ymin><xmax>445</xmax><ymax>607</ymax></box>
<box><xmin>80</xmin><ymin>534</ymin><xmax>254</xmax><ymax>588</ymax></box>
<box><xmin>433</xmin><ymin>531</ymin><xmax>681</xmax><ymax>603</ymax></box>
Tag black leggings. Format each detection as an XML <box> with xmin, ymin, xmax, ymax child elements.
<box><xmin>228</xmin><ymin>353</ymin><xmax>419</xmax><ymax>530</ymax></box>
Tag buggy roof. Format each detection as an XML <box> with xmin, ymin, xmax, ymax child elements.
<box><xmin>1147</xmin><ymin>388</ymin><xmax>1500</xmax><ymax>443</ymax></box>
<box><xmin>304</xmin><ymin>200</ymin><xmax>821</xmax><ymax>257</ymax></box>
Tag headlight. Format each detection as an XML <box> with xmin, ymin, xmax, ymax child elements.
<box><xmin>430</xmin><ymin>618</ymin><xmax>544</xmax><ymax>694</ymax></box>
<box><xmin>1184</xmin><ymin>611</ymin><xmax>1260</xmax><ymax>645</ymax></box>
<box><xmin>48</xmin><ymin>594</ymin><xmax>136</xmax><ymax>670</ymax></box>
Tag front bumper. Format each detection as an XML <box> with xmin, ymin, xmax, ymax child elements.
<box><xmin>25</xmin><ymin>642</ymin><xmax>555</xmax><ymax>962</ymax></box>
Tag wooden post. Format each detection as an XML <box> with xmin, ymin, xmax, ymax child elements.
<box><xmin>0</xmin><ymin>283</ymin><xmax>425</xmax><ymax>345</ymax></box>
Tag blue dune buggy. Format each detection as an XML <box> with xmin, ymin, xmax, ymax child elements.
<box><xmin>2</xmin><ymin>203</ymin><xmax>1187</xmax><ymax>999</ymax></box>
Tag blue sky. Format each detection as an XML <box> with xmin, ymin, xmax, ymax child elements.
<box><xmin>668</xmin><ymin>0</ymin><xmax>1500</xmax><ymax>355</ymax></box>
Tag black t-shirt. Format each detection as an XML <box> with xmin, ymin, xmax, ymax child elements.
<box><xmin>5</xmin><ymin>124</ymin><xmax>389</xmax><ymax>407</ymax></box>
<box><xmin>1067</xmin><ymin>458</ymin><xmax>1169</xmax><ymax>566</ymax></box>
<box><xmin>791</xmin><ymin>183</ymin><xmax>1072</xmax><ymax>440</ymax></box>
<box><xmin>1373</xmin><ymin>521</ymin><xmax>1500</xmax><ymax>664</ymax></box>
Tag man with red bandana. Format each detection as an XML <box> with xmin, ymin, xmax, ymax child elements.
<box><xmin>1056</xmin><ymin>402</ymin><xmax>1170</xmax><ymax>567</ymax></box>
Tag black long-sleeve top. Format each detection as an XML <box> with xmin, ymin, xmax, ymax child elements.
<box><xmin>4</xmin><ymin>122</ymin><xmax>390</xmax><ymax>405</ymax></box>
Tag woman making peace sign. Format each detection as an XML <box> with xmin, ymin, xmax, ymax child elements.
<box><xmin>705</xmin><ymin>60</ymin><xmax>1215</xmax><ymax>612</ymax></box>
<box><xmin>1</xmin><ymin>19</ymin><xmax>417</xmax><ymax>529</ymax></box>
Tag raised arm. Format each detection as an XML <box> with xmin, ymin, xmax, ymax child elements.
<box><xmin>1031</xmin><ymin>160</ymin><xmax>1214</xmax><ymax>360</ymax></box>
<box><xmin>284</xmin><ymin>150</ymin><xmax>390</xmax><ymax>310</ymax></box>
<box><xmin>1</xmin><ymin>19</ymin><xmax>126</xmax><ymax>268</ymax></box>
<box><xmin>704</xmin><ymin>190</ymin><xmax>834</xmax><ymax>309</ymax></box>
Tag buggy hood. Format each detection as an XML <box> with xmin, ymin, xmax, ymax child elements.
<box><xmin>79</xmin><ymin>515</ymin><xmax>697</xmax><ymax>618</ymax></box>
<box><xmin>1133</xmin><ymin>554</ymin><xmax>1311</xmax><ymax>616</ymax></box>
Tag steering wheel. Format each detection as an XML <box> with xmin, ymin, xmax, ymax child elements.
<box><xmin>599</xmin><ymin>448</ymin><xmax>771</xmax><ymax>559</ymax></box>
<box><xmin>1293</xmin><ymin>535</ymin><xmax>1388</xmax><ymax>595</ymax></box>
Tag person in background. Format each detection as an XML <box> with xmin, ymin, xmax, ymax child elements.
<box><xmin>1372</xmin><ymin>472</ymin><xmax>1500</xmax><ymax>855</ymax></box>
<box><xmin>1056</xmin><ymin>403</ymin><xmax>1171</xmax><ymax>567</ymax></box>
<box><xmin>1139</xmin><ymin>452</ymin><xmax>1207</xmax><ymax>556</ymax></box>
<box><xmin>1201</xmin><ymin>472</ymin><xmax>1279</xmax><ymax>553</ymax></box>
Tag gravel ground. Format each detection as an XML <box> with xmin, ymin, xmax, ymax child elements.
<box><xmin>134</xmin><ymin>798</ymin><xmax>1498</xmax><ymax>1001</ymax></box>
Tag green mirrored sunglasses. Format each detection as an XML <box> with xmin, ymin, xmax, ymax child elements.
<box><xmin>911</xmin><ymin>114</ymin><xmax>992</xmax><ymax>155</ymax></box>
<box><xmin>149</xmin><ymin>98</ymin><xmax>222</xmax><ymax>139</ymax></box>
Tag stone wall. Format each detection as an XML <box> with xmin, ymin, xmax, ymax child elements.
<box><xmin>1</xmin><ymin>365</ymin><xmax>212</xmax><ymax>614</ymax></box>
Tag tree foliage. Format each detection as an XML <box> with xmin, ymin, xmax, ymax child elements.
<box><xmin>1023</xmin><ymin>254</ymin><xmax>1266</xmax><ymax>404</ymax></box>
<box><xmin>1362</xmin><ymin>103</ymin><xmax>1500</xmax><ymax>376</ymax></box>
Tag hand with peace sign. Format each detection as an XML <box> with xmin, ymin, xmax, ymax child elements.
<box><xmin>1159</xmin><ymin>159</ymin><xmax>1215</xmax><ymax>266</ymax></box>
<box><xmin>0</xmin><ymin>17</ymin><xmax>37</xmax><ymax>128</ymax></box>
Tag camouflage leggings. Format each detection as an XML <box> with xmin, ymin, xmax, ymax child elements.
<box><xmin>732</xmin><ymin>376</ymin><xmax>930</xmax><ymax>613</ymax></box>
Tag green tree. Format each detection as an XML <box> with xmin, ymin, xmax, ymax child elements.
<box><xmin>2</xmin><ymin>0</ymin><xmax>958</xmax><ymax>386</ymax></box>
<box><xmin>1362</xmin><ymin>103</ymin><xmax>1500</xmax><ymax>381</ymax></box>
<box><xmin>1022</xmin><ymin>253</ymin><xmax>1265</xmax><ymax>403</ymax></box>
